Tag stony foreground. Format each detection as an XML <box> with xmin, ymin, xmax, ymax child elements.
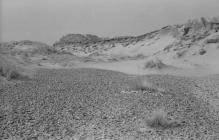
<box><xmin>0</xmin><ymin>68</ymin><xmax>219</xmax><ymax>140</ymax></box>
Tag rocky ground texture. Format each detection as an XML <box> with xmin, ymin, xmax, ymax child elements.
<box><xmin>0</xmin><ymin>68</ymin><xmax>219</xmax><ymax>140</ymax></box>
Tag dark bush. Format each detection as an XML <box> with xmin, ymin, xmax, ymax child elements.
<box><xmin>199</xmin><ymin>49</ymin><xmax>206</xmax><ymax>55</ymax></box>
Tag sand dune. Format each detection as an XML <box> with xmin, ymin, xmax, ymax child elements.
<box><xmin>1</xmin><ymin>17</ymin><xmax>219</xmax><ymax>139</ymax></box>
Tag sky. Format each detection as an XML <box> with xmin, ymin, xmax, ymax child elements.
<box><xmin>1</xmin><ymin>0</ymin><xmax>219</xmax><ymax>44</ymax></box>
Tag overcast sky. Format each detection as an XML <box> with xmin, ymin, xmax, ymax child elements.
<box><xmin>1</xmin><ymin>0</ymin><xmax>219</xmax><ymax>44</ymax></box>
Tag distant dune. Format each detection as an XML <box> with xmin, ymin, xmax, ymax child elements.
<box><xmin>51</xmin><ymin>16</ymin><xmax>219</xmax><ymax>76</ymax></box>
<box><xmin>1</xmin><ymin>16</ymin><xmax>219</xmax><ymax>76</ymax></box>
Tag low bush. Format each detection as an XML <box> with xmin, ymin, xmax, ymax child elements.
<box><xmin>144</xmin><ymin>59</ymin><xmax>167</xmax><ymax>70</ymax></box>
<box><xmin>146</xmin><ymin>109</ymin><xmax>182</xmax><ymax>129</ymax></box>
<box><xmin>0</xmin><ymin>56</ymin><xmax>23</xmax><ymax>80</ymax></box>
<box><xmin>129</xmin><ymin>77</ymin><xmax>157</xmax><ymax>92</ymax></box>
<box><xmin>199</xmin><ymin>48</ymin><xmax>206</xmax><ymax>55</ymax></box>
<box><xmin>205</xmin><ymin>38</ymin><xmax>219</xmax><ymax>43</ymax></box>
<box><xmin>175</xmin><ymin>50</ymin><xmax>187</xmax><ymax>58</ymax></box>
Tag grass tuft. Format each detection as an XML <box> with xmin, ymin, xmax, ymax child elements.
<box><xmin>0</xmin><ymin>56</ymin><xmax>27</xmax><ymax>80</ymax></box>
<box><xmin>146</xmin><ymin>109</ymin><xmax>183</xmax><ymax>129</ymax></box>
<box><xmin>144</xmin><ymin>59</ymin><xmax>167</xmax><ymax>70</ymax></box>
<box><xmin>130</xmin><ymin>77</ymin><xmax>157</xmax><ymax>92</ymax></box>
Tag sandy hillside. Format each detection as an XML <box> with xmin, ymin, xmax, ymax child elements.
<box><xmin>44</xmin><ymin>17</ymin><xmax>219</xmax><ymax>76</ymax></box>
<box><xmin>1</xmin><ymin>17</ymin><xmax>219</xmax><ymax>76</ymax></box>
<box><xmin>1</xmin><ymin>17</ymin><xmax>219</xmax><ymax>140</ymax></box>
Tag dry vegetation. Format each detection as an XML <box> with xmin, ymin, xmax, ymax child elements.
<box><xmin>0</xmin><ymin>56</ymin><xmax>21</xmax><ymax>80</ymax></box>
<box><xmin>199</xmin><ymin>48</ymin><xmax>207</xmax><ymax>55</ymax></box>
<box><xmin>129</xmin><ymin>77</ymin><xmax>158</xmax><ymax>92</ymax></box>
<box><xmin>144</xmin><ymin>59</ymin><xmax>167</xmax><ymax>70</ymax></box>
<box><xmin>0</xmin><ymin>55</ymin><xmax>31</xmax><ymax>80</ymax></box>
<box><xmin>174</xmin><ymin>50</ymin><xmax>187</xmax><ymax>58</ymax></box>
<box><xmin>146</xmin><ymin>108</ymin><xmax>182</xmax><ymax>129</ymax></box>
<box><xmin>205</xmin><ymin>37</ymin><xmax>219</xmax><ymax>43</ymax></box>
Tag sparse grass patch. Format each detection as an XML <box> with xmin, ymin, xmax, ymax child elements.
<box><xmin>6</xmin><ymin>68</ymin><xmax>20</xmax><ymax>80</ymax></box>
<box><xmin>146</xmin><ymin>108</ymin><xmax>183</xmax><ymax>130</ymax></box>
<box><xmin>129</xmin><ymin>77</ymin><xmax>157</xmax><ymax>92</ymax></box>
<box><xmin>144</xmin><ymin>59</ymin><xmax>167</xmax><ymax>70</ymax></box>
<box><xmin>199</xmin><ymin>48</ymin><xmax>206</xmax><ymax>55</ymax></box>
<box><xmin>175</xmin><ymin>50</ymin><xmax>187</xmax><ymax>58</ymax></box>
<box><xmin>0</xmin><ymin>56</ymin><xmax>30</xmax><ymax>80</ymax></box>
<box><xmin>205</xmin><ymin>37</ymin><xmax>219</xmax><ymax>43</ymax></box>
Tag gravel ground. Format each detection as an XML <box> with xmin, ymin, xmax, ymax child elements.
<box><xmin>0</xmin><ymin>68</ymin><xmax>219</xmax><ymax>140</ymax></box>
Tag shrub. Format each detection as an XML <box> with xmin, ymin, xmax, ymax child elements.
<box><xmin>128</xmin><ymin>77</ymin><xmax>166</xmax><ymax>93</ymax></box>
<box><xmin>129</xmin><ymin>77</ymin><xmax>157</xmax><ymax>92</ymax></box>
<box><xmin>201</xmin><ymin>17</ymin><xmax>208</xmax><ymax>27</ymax></box>
<box><xmin>205</xmin><ymin>38</ymin><xmax>219</xmax><ymax>43</ymax></box>
<box><xmin>199</xmin><ymin>48</ymin><xmax>206</xmax><ymax>55</ymax></box>
<box><xmin>175</xmin><ymin>50</ymin><xmax>187</xmax><ymax>58</ymax></box>
<box><xmin>132</xmin><ymin>54</ymin><xmax>146</xmax><ymax>60</ymax></box>
<box><xmin>144</xmin><ymin>59</ymin><xmax>167</xmax><ymax>70</ymax></box>
<box><xmin>146</xmin><ymin>109</ymin><xmax>182</xmax><ymax>129</ymax></box>
<box><xmin>6</xmin><ymin>69</ymin><xmax>20</xmax><ymax>80</ymax></box>
<box><xmin>0</xmin><ymin>56</ymin><xmax>23</xmax><ymax>80</ymax></box>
